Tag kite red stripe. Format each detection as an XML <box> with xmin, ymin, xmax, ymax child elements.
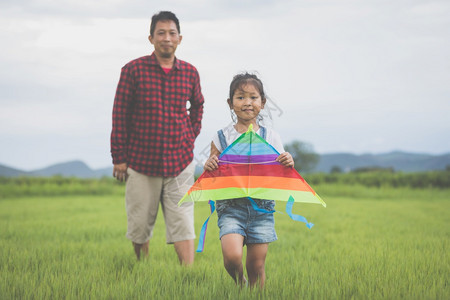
<box><xmin>201</xmin><ymin>164</ymin><xmax>304</xmax><ymax>180</ymax></box>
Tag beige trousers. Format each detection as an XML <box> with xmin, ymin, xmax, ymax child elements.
<box><xmin>125</xmin><ymin>162</ymin><xmax>195</xmax><ymax>244</ymax></box>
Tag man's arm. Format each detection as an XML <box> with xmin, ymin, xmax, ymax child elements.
<box><xmin>111</xmin><ymin>65</ymin><xmax>135</xmax><ymax>178</ymax></box>
<box><xmin>188</xmin><ymin>69</ymin><xmax>204</xmax><ymax>138</ymax></box>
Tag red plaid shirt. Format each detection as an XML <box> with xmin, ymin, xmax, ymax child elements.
<box><xmin>111</xmin><ymin>53</ymin><xmax>204</xmax><ymax>177</ymax></box>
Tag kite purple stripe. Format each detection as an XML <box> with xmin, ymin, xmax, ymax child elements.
<box><xmin>219</xmin><ymin>154</ymin><xmax>279</xmax><ymax>164</ymax></box>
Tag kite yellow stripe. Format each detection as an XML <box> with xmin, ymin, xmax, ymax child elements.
<box><xmin>180</xmin><ymin>187</ymin><xmax>326</xmax><ymax>207</ymax></box>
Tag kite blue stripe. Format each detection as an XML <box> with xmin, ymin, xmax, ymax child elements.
<box><xmin>286</xmin><ymin>196</ymin><xmax>314</xmax><ymax>229</ymax></box>
<box><xmin>196</xmin><ymin>200</ymin><xmax>215</xmax><ymax>253</ymax></box>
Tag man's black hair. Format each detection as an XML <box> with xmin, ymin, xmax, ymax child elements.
<box><xmin>150</xmin><ymin>11</ymin><xmax>180</xmax><ymax>37</ymax></box>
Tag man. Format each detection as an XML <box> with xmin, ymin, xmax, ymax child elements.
<box><xmin>111</xmin><ymin>11</ymin><xmax>204</xmax><ymax>264</ymax></box>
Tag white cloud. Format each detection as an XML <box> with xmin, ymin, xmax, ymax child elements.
<box><xmin>0</xmin><ymin>0</ymin><xmax>449</xmax><ymax>170</ymax></box>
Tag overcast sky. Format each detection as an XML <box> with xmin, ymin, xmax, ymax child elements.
<box><xmin>1</xmin><ymin>0</ymin><xmax>449</xmax><ymax>171</ymax></box>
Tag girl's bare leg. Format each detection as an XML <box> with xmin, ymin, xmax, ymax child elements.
<box><xmin>246</xmin><ymin>243</ymin><xmax>269</xmax><ymax>288</ymax></box>
<box><xmin>221</xmin><ymin>234</ymin><xmax>247</xmax><ymax>286</ymax></box>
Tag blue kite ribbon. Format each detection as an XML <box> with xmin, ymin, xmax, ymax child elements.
<box><xmin>196</xmin><ymin>200</ymin><xmax>215</xmax><ymax>253</ymax></box>
<box><xmin>247</xmin><ymin>197</ymin><xmax>275</xmax><ymax>213</ymax></box>
<box><xmin>286</xmin><ymin>196</ymin><xmax>314</xmax><ymax>229</ymax></box>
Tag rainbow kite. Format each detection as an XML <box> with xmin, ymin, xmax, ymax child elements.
<box><xmin>179</xmin><ymin>124</ymin><xmax>326</xmax><ymax>252</ymax></box>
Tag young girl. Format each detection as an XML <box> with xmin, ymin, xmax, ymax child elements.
<box><xmin>204</xmin><ymin>73</ymin><xmax>294</xmax><ymax>289</ymax></box>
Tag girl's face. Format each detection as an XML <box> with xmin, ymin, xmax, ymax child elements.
<box><xmin>228</xmin><ymin>84</ymin><xmax>266</xmax><ymax>124</ymax></box>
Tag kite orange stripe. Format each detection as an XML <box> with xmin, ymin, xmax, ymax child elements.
<box><xmin>194</xmin><ymin>176</ymin><xmax>315</xmax><ymax>193</ymax></box>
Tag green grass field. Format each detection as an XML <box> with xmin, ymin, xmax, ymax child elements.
<box><xmin>1</xmin><ymin>184</ymin><xmax>449</xmax><ymax>299</ymax></box>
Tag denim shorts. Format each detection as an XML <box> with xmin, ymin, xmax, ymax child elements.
<box><xmin>216</xmin><ymin>198</ymin><xmax>277</xmax><ymax>244</ymax></box>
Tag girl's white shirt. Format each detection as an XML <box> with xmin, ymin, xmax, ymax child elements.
<box><xmin>212</xmin><ymin>123</ymin><xmax>285</xmax><ymax>154</ymax></box>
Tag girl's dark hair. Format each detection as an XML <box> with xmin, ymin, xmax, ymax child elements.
<box><xmin>150</xmin><ymin>11</ymin><xmax>180</xmax><ymax>37</ymax></box>
<box><xmin>228</xmin><ymin>72</ymin><xmax>266</xmax><ymax>102</ymax></box>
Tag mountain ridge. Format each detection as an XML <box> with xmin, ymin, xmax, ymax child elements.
<box><xmin>314</xmin><ymin>151</ymin><xmax>450</xmax><ymax>173</ymax></box>
<box><xmin>0</xmin><ymin>160</ymin><xmax>113</xmax><ymax>178</ymax></box>
<box><xmin>1</xmin><ymin>151</ymin><xmax>449</xmax><ymax>178</ymax></box>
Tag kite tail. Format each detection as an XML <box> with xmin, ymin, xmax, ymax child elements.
<box><xmin>248</xmin><ymin>196</ymin><xmax>313</xmax><ymax>228</ymax></box>
<box><xmin>286</xmin><ymin>196</ymin><xmax>314</xmax><ymax>229</ymax></box>
<box><xmin>196</xmin><ymin>200</ymin><xmax>215</xmax><ymax>253</ymax></box>
<box><xmin>196</xmin><ymin>197</ymin><xmax>313</xmax><ymax>253</ymax></box>
<box><xmin>247</xmin><ymin>197</ymin><xmax>275</xmax><ymax>213</ymax></box>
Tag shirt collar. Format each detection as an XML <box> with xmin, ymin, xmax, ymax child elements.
<box><xmin>147</xmin><ymin>52</ymin><xmax>182</xmax><ymax>70</ymax></box>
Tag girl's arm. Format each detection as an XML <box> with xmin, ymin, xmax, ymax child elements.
<box><xmin>276</xmin><ymin>152</ymin><xmax>294</xmax><ymax>168</ymax></box>
<box><xmin>204</xmin><ymin>142</ymin><xmax>221</xmax><ymax>171</ymax></box>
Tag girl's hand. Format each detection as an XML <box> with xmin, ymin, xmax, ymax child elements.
<box><xmin>204</xmin><ymin>155</ymin><xmax>220</xmax><ymax>171</ymax></box>
<box><xmin>276</xmin><ymin>152</ymin><xmax>294</xmax><ymax>167</ymax></box>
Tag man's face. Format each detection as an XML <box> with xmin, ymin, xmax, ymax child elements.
<box><xmin>149</xmin><ymin>20</ymin><xmax>182</xmax><ymax>59</ymax></box>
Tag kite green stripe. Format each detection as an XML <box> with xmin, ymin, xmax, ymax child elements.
<box><xmin>238</xmin><ymin>137</ymin><xmax>267</xmax><ymax>144</ymax></box>
<box><xmin>179</xmin><ymin>187</ymin><xmax>326</xmax><ymax>207</ymax></box>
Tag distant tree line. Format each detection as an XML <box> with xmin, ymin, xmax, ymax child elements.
<box><xmin>305</xmin><ymin>170</ymin><xmax>450</xmax><ymax>189</ymax></box>
<box><xmin>1</xmin><ymin>170</ymin><xmax>449</xmax><ymax>199</ymax></box>
<box><xmin>0</xmin><ymin>176</ymin><xmax>124</xmax><ymax>199</ymax></box>
<box><xmin>330</xmin><ymin>166</ymin><xmax>395</xmax><ymax>174</ymax></box>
